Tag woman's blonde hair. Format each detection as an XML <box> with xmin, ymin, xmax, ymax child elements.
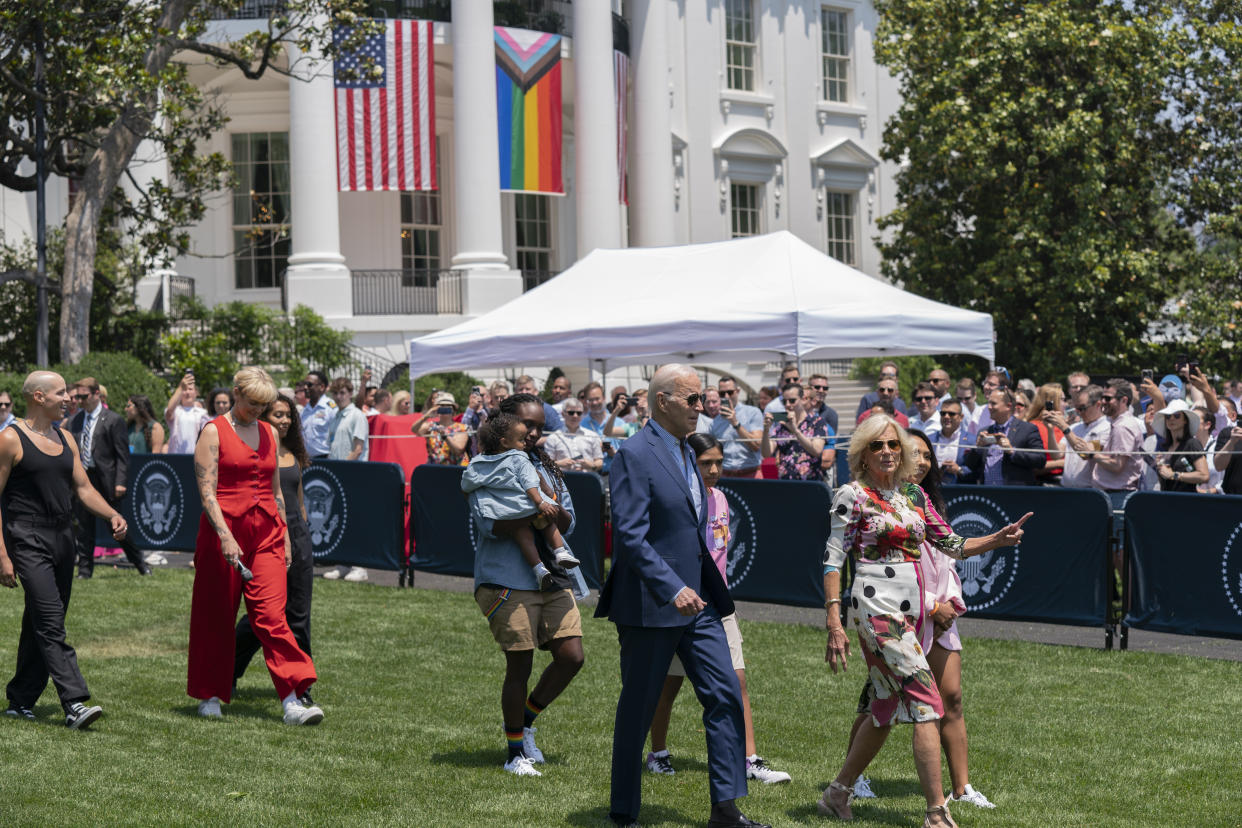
<box><xmin>848</xmin><ymin>414</ymin><xmax>919</xmax><ymax>486</ymax></box>
<box><xmin>233</xmin><ymin>366</ymin><xmax>278</xmax><ymax>406</ymax></box>
<box><xmin>391</xmin><ymin>390</ymin><xmax>411</xmax><ymax>411</ymax></box>
<box><xmin>1025</xmin><ymin>383</ymin><xmax>1064</xmax><ymax>423</ymax></box>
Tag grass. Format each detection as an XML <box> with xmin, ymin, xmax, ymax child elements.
<box><xmin>0</xmin><ymin>569</ymin><xmax>1240</xmax><ymax>827</ymax></box>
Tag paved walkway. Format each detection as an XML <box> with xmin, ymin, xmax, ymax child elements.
<box><xmin>131</xmin><ymin>552</ymin><xmax>1241</xmax><ymax>662</ymax></box>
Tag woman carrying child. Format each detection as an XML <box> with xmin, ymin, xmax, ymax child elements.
<box><xmin>466</xmin><ymin>393</ymin><xmax>586</xmax><ymax>780</ymax></box>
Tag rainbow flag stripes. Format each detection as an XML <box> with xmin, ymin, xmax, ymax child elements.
<box><xmin>494</xmin><ymin>27</ymin><xmax>563</xmax><ymax>194</ymax></box>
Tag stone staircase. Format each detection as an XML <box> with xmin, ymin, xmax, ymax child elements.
<box><xmin>822</xmin><ymin>377</ymin><xmax>871</xmax><ymax>437</ymax></box>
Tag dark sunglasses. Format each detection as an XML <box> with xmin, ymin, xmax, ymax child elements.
<box><xmin>662</xmin><ymin>392</ymin><xmax>703</xmax><ymax>406</ymax></box>
<box><xmin>563</xmin><ymin>410</ymin><xmax>583</xmax><ymax>416</ymax></box>
<box><xmin>1101</xmin><ymin>395</ymin><xmax>1116</xmax><ymax>402</ymax></box>
<box><xmin>868</xmin><ymin>439</ymin><xmax>901</xmax><ymax>452</ymax></box>
<box><xmin>719</xmin><ymin>387</ymin><xmax>737</xmax><ymax>395</ymax></box>
<box><xmin>72</xmin><ymin>394</ymin><xmax>89</xmax><ymax>401</ymax></box>
<box><xmin>1074</xmin><ymin>405</ymin><xmax>1090</xmax><ymax>412</ymax></box>
<box><xmin>956</xmin><ymin>396</ymin><xmax>974</xmax><ymax>403</ymax></box>
<box><xmin>811</xmin><ymin>384</ymin><xmax>830</xmax><ymax>391</ymax></box>
<box><xmin>0</xmin><ymin>401</ymin><xmax>10</xmax><ymax>407</ymax></box>
<box><xmin>941</xmin><ymin>410</ymin><xmax>961</xmax><ymax>417</ymax></box>
<box><xmin>878</xmin><ymin>387</ymin><xmax>897</xmax><ymax>394</ymax></box>
<box><xmin>914</xmin><ymin>395</ymin><xmax>935</xmax><ymax>402</ymax></box>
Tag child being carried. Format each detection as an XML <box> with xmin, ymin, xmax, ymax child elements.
<box><xmin>462</xmin><ymin>412</ymin><xmax>580</xmax><ymax>589</ymax></box>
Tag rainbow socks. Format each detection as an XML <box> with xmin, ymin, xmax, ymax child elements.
<box><xmin>524</xmin><ymin>695</ymin><xmax>546</xmax><ymax>729</ymax></box>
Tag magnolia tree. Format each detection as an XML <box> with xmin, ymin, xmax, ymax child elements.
<box><xmin>874</xmin><ymin>0</ymin><xmax>1242</xmax><ymax>377</ymax></box>
<box><xmin>0</xmin><ymin>0</ymin><xmax>371</xmax><ymax>362</ymax></box>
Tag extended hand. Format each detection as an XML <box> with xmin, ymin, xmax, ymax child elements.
<box><xmin>930</xmin><ymin>601</ymin><xmax>957</xmax><ymax>631</ymax></box>
<box><xmin>994</xmin><ymin>512</ymin><xmax>1033</xmax><ymax>548</ymax></box>
<box><xmin>672</xmin><ymin>586</ymin><xmax>705</xmax><ymax>616</ymax></box>
<box><xmin>110</xmin><ymin>514</ymin><xmax>128</xmax><ymax>541</ymax></box>
<box><xmin>825</xmin><ymin>625</ymin><xmax>850</xmax><ymax>673</ymax></box>
<box><xmin>115</xmin><ymin>485</ymin><xmax>126</xmax><ymax>499</ymax></box>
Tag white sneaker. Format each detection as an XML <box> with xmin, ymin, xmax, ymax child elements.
<box><xmin>322</xmin><ymin>565</ymin><xmax>349</xmax><ymax>580</ymax></box>
<box><xmin>198</xmin><ymin>697</ymin><xmax>222</xmax><ymax>718</ymax></box>
<box><xmin>144</xmin><ymin>552</ymin><xmax>167</xmax><ymax>566</ymax></box>
<box><xmin>645</xmin><ymin>750</ymin><xmax>675</xmax><ymax>775</ymax></box>
<box><xmin>746</xmin><ymin>756</ymin><xmax>791</xmax><ymax>784</ymax></box>
<box><xmin>503</xmin><ymin>755</ymin><xmax>542</xmax><ymax>777</ymax></box>
<box><xmin>951</xmin><ymin>784</ymin><xmax>996</xmax><ymax>809</ymax></box>
<box><xmin>853</xmin><ymin>775</ymin><xmax>876</xmax><ymax>798</ymax></box>
<box><xmin>283</xmin><ymin>701</ymin><xmax>324</xmax><ymax>726</ymax></box>
<box><xmin>553</xmin><ymin>547</ymin><xmax>580</xmax><ymax>568</ymax></box>
<box><xmin>342</xmin><ymin>566</ymin><xmax>369</xmax><ymax>582</ymax></box>
<box><xmin>522</xmin><ymin>726</ymin><xmax>545</xmax><ymax>763</ymax></box>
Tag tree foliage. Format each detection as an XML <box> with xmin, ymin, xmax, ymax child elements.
<box><xmin>0</xmin><ymin>0</ymin><xmax>369</xmax><ymax>362</ymax></box>
<box><xmin>874</xmin><ymin>0</ymin><xmax>1241</xmax><ymax>381</ymax></box>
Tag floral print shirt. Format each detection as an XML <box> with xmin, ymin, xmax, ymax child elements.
<box><xmin>771</xmin><ymin>411</ymin><xmax>832</xmax><ymax>481</ymax></box>
<box><xmin>425</xmin><ymin>421</ymin><xmax>470</xmax><ymax>466</ymax></box>
<box><xmin>825</xmin><ymin>480</ymin><xmax>966</xmax><ymax>569</ymax></box>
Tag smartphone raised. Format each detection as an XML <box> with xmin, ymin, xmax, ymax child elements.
<box><xmin>771</xmin><ymin>412</ymin><xmax>788</xmax><ymax>423</ymax></box>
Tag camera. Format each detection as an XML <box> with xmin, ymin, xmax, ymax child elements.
<box><xmin>771</xmin><ymin>412</ymin><xmax>788</xmax><ymax>423</ymax></box>
<box><xmin>624</xmin><ymin>395</ymin><xmax>638</xmax><ymax>408</ymax></box>
<box><xmin>1141</xmin><ymin>368</ymin><xmax>1153</xmax><ymax>381</ymax></box>
<box><xmin>977</xmin><ymin>433</ymin><xmax>997</xmax><ymax>447</ymax></box>
<box><xmin>1044</xmin><ymin>399</ymin><xmax>1056</xmax><ymax>411</ymax></box>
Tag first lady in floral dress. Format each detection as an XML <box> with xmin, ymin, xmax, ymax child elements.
<box><xmin>816</xmin><ymin>415</ymin><xmax>1031</xmax><ymax>827</ymax></box>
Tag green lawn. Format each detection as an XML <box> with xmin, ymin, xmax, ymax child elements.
<box><xmin>0</xmin><ymin>569</ymin><xmax>1239</xmax><ymax>827</ymax></box>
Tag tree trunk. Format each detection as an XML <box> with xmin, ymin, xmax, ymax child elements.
<box><xmin>57</xmin><ymin>0</ymin><xmax>198</xmax><ymax>362</ymax></box>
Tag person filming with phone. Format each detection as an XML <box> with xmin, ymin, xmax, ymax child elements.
<box><xmin>413</xmin><ymin>392</ymin><xmax>470</xmax><ymax>466</ymax></box>
<box><xmin>698</xmin><ymin>378</ymin><xmax>765</xmax><ymax>479</ymax></box>
<box><xmin>960</xmin><ymin>389</ymin><xmax>1045</xmax><ymax>486</ymax></box>
<box><xmin>761</xmin><ymin>383</ymin><xmax>832</xmax><ymax>482</ymax></box>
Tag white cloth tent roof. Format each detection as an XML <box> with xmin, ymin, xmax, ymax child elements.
<box><xmin>408</xmin><ymin>231</ymin><xmax>994</xmax><ymax>375</ymax></box>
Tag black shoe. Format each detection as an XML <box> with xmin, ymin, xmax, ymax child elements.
<box><xmin>608</xmin><ymin>814</ymin><xmax>639</xmax><ymax>827</ymax></box>
<box><xmin>64</xmin><ymin>702</ymin><xmax>103</xmax><ymax>730</ymax></box>
<box><xmin>4</xmin><ymin>705</ymin><xmax>35</xmax><ymax>720</ymax></box>
<box><xmin>706</xmin><ymin>814</ymin><xmax>770</xmax><ymax>828</ymax></box>
<box><xmin>137</xmin><ymin>565</ymin><xmax>152</xmax><ymax>576</ymax></box>
<box><xmin>76</xmin><ymin>572</ymin><xmax>92</xmax><ymax>580</ymax></box>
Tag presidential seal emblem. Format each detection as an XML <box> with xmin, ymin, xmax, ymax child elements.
<box><xmin>717</xmin><ymin>485</ymin><xmax>758</xmax><ymax>590</ymax></box>
<box><xmin>132</xmin><ymin>460</ymin><xmax>183</xmax><ymax>546</ymax></box>
<box><xmin>944</xmin><ymin>493</ymin><xmax>1019</xmax><ymax>611</ymax></box>
<box><xmin>1222</xmin><ymin>521</ymin><xmax>1242</xmax><ymax>620</ymax></box>
<box><xmin>302</xmin><ymin>466</ymin><xmax>347</xmax><ymax>559</ymax></box>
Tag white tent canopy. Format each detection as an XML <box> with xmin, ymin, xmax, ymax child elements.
<box><xmin>408</xmin><ymin>231</ymin><xmax>994</xmax><ymax>376</ymax></box>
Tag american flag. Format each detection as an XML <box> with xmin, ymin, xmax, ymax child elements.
<box><xmin>335</xmin><ymin>19</ymin><xmax>436</xmax><ymax>192</ymax></box>
<box><xmin>614</xmin><ymin>49</ymin><xmax>629</xmax><ymax>205</ymax></box>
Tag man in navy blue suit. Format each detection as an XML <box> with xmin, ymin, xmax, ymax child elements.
<box><xmin>596</xmin><ymin>365</ymin><xmax>769</xmax><ymax>828</ymax></box>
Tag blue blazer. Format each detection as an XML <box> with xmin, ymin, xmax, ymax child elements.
<box><xmin>596</xmin><ymin>423</ymin><xmax>734</xmax><ymax>627</ymax></box>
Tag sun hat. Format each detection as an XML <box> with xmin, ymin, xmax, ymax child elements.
<box><xmin>1158</xmin><ymin>374</ymin><xmax>1184</xmax><ymax>402</ymax></box>
<box><xmin>433</xmin><ymin>391</ymin><xmax>457</xmax><ymax>409</ymax></box>
<box><xmin>1152</xmin><ymin>399</ymin><xmax>1200</xmax><ymax>440</ymax></box>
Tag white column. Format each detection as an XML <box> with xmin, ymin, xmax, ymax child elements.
<box><xmin>450</xmin><ymin>0</ymin><xmax>509</xmax><ymax>269</ymax></box>
<box><xmin>285</xmin><ymin>39</ymin><xmax>352</xmax><ymax>318</ymax></box>
<box><xmin>628</xmin><ymin>0</ymin><xmax>675</xmax><ymax>246</ymax></box>
<box><xmin>573</xmin><ymin>2</ymin><xmax>622</xmax><ymax>258</ymax></box>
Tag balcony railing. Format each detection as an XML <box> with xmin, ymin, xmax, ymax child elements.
<box><xmin>351</xmin><ymin>269</ymin><xmax>462</xmax><ymax>315</ymax></box>
<box><xmin>213</xmin><ymin>2</ymin><xmax>629</xmax><ymax>51</ymax></box>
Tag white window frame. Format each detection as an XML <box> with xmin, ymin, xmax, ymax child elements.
<box><xmin>513</xmin><ymin>193</ymin><xmax>555</xmax><ymax>289</ymax></box>
<box><xmin>823</xmin><ymin>190</ymin><xmax>857</xmax><ymax>266</ymax></box>
<box><xmin>231</xmin><ymin>131</ymin><xmax>291</xmax><ymax>291</ymax></box>
<box><xmin>399</xmin><ymin>136</ymin><xmax>444</xmax><ymax>286</ymax></box>
<box><xmin>729</xmin><ymin>182</ymin><xmax>763</xmax><ymax>238</ymax></box>
<box><xmin>724</xmin><ymin>0</ymin><xmax>758</xmax><ymax>93</ymax></box>
<box><xmin>821</xmin><ymin>7</ymin><xmax>852</xmax><ymax>104</ymax></box>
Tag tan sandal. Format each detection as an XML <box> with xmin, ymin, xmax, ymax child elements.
<box><xmin>924</xmin><ymin>800</ymin><xmax>958</xmax><ymax>828</ymax></box>
<box><xmin>816</xmin><ymin>780</ymin><xmax>854</xmax><ymax>820</ymax></box>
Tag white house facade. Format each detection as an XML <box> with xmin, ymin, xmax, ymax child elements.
<box><xmin>1</xmin><ymin>1</ymin><xmax>901</xmax><ymax>392</ymax></box>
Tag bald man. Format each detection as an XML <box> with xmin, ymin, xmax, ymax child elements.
<box><xmin>0</xmin><ymin>372</ymin><xmax>127</xmax><ymax>729</ymax></box>
<box><xmin>596</xmin><ymin>365</ymin><xmax>766</xmax><ymax>828</ymax></box>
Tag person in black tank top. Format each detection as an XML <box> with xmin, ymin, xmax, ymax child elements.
<box><xmin>233</xmin><ymin>394</ymin><xmax>316</xmax><ymax>694</ymax></box>
<box><xmin>0</xmin><ymin>371</ymin><xmax>129</xmax><ymax>730</ymax></box>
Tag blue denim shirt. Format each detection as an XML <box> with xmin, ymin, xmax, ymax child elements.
<box><xmin>471</xmin><ymin>457</ymin><xmax>576</xmax><ymax>591</ymax></box>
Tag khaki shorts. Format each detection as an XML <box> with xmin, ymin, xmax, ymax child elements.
<box><xmin>474</xmin><ymin>586</ymin><xmax>583</xmax><ymax>651</ymax></box>
<box><xmin>669</xmin><ymin>612</ymin><xmax>744</xmax><ymax>676</ymax></box>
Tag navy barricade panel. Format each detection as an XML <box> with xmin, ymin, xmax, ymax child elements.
<box><xmin>105</xmin><ymin>453</ymin><xmax>202</xmax><ymax>550</ymax></box>
<box><xmin>940</xmin><ymin>485</ymin><xmax>1112</xmax><ymax>625</ymax></box>
<box><xmin>1124</xmin><ymin>491</ymin><xmax>1242</xmax><ymax>639</ymax></box>
<box><xmin>410</xmin><ymin>464</ymin><xmax>606</xmax><ymax>589</ymax></box>
<box><xmin>714</xmin><ymin>478</ymin><xmax>832</xmax><ymax>608</ymax></box>
<box><xmin>306</xmin><ymin>460</ymin><xmax>407</xmax><ymax>570</ymax></box>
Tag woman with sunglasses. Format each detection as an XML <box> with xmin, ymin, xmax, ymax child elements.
<box><xmin>842</xmin><ymin>429</ymin><xmax>995</xmax><ymax>810</ymax></box>
<box><xmin>818</xmin><ymin>415</ymin><xmax>1031</xmax><ymax>827</ymax></box>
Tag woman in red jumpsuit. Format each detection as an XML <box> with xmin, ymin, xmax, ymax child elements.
<box><xmin>187</xmin><ymin>367</ymin><xmax>321</xmax><ymax>725</ymax></box>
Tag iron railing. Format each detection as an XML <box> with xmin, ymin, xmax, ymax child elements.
<box><xmin>169</xmin><ymin>274</ymin><xmax>196</xmax><ymax>303</ymax></box>
<box><xmin>351</xmin><ymin>269</ymin><xmax>462</xmax><ymax>315</ymax></box>
<box><xmin>208</xmin><ymin>0</ymin><xmax>286</xmax><ymax>20</ymax></box>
